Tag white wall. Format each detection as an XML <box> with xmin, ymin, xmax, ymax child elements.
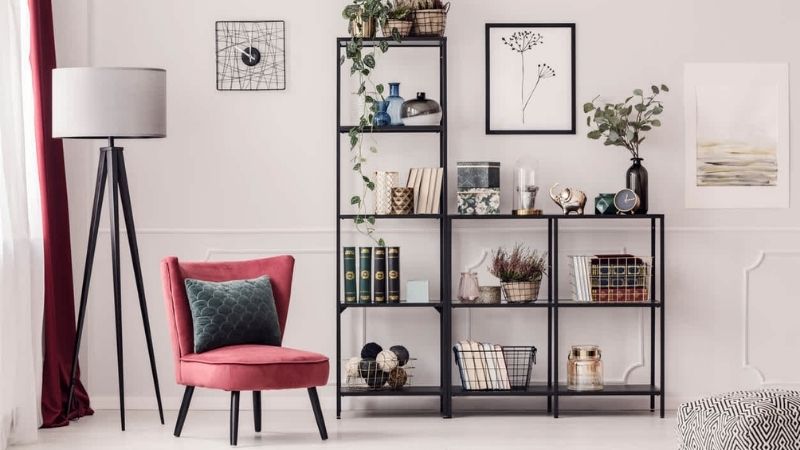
<box><xmin>53</xmin><ymin>0</ymin><xmax>800</xmax><ymax>413</ymax></box>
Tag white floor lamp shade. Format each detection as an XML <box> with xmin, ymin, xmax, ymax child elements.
<box><xmin>52</xmin><ymin>67</ymin><xmax>166</xmax><ymax>139</ymax></box>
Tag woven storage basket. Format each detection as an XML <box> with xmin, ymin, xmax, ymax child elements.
<box><xmin>383</xmin><ymin>19</ymin><xmax>413</xmax><ymax>38</ymax></box>
<box><xmin>501</xmin><ymin>280</ymin><xmax>541</xmax><ymax>303</ymax></box>
<box><xmin>412</xmin><ymin>3</ymin><xmax>449</xmax><ymax>37</ymax></box>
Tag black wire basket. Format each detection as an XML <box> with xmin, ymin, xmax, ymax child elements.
<box><xmin>453</xmin><ymin>345</ymin><xmax>536</xmax><ymax>391</ymax></box>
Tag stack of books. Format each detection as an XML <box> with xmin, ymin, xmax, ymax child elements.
<box><xmin>406</xmin><ymin>167</ymin><xmax>444</xmax><ymax>214</ymax></box>
<box><xmin>453</xmin><ymin>341</ymin><xmax>511</xmax><ymax>390</ymax></box>
<box><xmin>572</xmin><ymin>254</ymin><xmax>650</xmax><ymax>302</ymax></box>
<box><xmin>342</xmin><ymin>246</ymin><xmax>401</xmax><ymax>303</ymax></box>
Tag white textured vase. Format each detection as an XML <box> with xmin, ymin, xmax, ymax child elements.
<box><xmin>374</xmin><ymin>171</ymin><xmax>399</xmax><ymax>215</ymax></box>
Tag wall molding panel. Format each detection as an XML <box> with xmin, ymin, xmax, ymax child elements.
<box><xmin>743</xmin><ymin>251</ymin><xmax>800</xmax><ymax>387</ymax></box>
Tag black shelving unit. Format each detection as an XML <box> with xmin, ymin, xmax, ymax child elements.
<box><xmin>335</xmin><ymin>37</ymin><xmax>448</xmax><ymax>419</ymax></box>
<box><xmin>444</xmin><ymin>214</ymin><xmax>665</xmax><ymax>419</ymax></box>
<box><xmin>335</xmin><ymin>37</ymin><xmax>665</xmax><ymax>421</ymax></box>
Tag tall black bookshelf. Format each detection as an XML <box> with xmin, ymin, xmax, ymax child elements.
<box><xmin>335</xmin><ymin>37</ymin><xmax>665</xmax><ymax>420</ymax></box>
<box><xmin>335</xmin><ymin>37</ymin><xmax>449</xmax><ymax>419</ymax></box>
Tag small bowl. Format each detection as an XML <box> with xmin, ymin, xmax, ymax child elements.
<box><xmin>478</xmin><ymin>286</ymin><xmax>501</xmax><ymax>304</ymax></box>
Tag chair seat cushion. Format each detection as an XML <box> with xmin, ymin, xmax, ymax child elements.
<box><xmin>179</xmin><ymin>344</ymin><xmax>330</xmax><ymax>391</ymax></box>
<box><xmin>677</xmin><ymin>390</ymin><xmax>800</xmax><ymax>450</ymax></box>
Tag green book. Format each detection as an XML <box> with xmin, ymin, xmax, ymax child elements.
<box><xmin>373</xmin><ymin>247</ymin><xmax>387</xmax><ymax>303</ymax></box>
<box><xmin>343</xmin><ymin>247</ymin><xmax>357</xmax><ymax>303</ymax></box>
<box><xmin>358</xmin><ymin>247</ymin><xmax>372</xmax><ymax>303</ymax></box>
<box><xmin>387</xmin><ymin>246</ymin><xmax>400</xmax><ymax>303</ymax></box>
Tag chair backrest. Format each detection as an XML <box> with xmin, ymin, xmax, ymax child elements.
<box><xmin>160</xmin><ymin>255</ymin><xmax>295</xmax><ymax>380</ymax></box>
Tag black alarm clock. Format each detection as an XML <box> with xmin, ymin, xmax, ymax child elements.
<box><xmin>614</xmin><ymin>189</ymin><xmax>640</xmax><ymax>215</ymax></box>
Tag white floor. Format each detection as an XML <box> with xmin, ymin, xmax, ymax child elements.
<box><xmin>19</xmin><ymin>409</ymin><xmax>678</xmax><ymax>449</ymax></box>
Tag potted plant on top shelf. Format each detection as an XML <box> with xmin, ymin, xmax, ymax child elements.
<box><xmin>341</xmin><ymin>0</ymin><xmax>400</xmax><ymax>245</ymax></box>
<box><xmin>488</xmin><ymin>244</ymin><xmax>547</xmax><ymax>303</ymax></box>
<box><xmin>411</xmin><ymin>0</ymin><xmax>450</xmax><ymax>37</ymax></box>
<box><xmin>383</xmin><ymin>1</ymin><xmax>413</xmax><ymax>38</ymax></box>
<box><xmin>343</xmin><ymin>0</ymin><xmax>389</xmax><ymax>38</ymax></box>
<box><xmin>583</xmin><ymin>84</ymin><xmax>669</xmax><ymax>214</ymax></box>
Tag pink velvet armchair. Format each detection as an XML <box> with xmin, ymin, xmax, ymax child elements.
<box><xmin>161</xmin><ymin>255</ymin><xmax>329</xmax><ymax>445</ymax></box>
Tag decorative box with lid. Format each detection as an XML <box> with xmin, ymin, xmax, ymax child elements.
<box><xmin>456</xmin><ymin>161</ymin><xmax>500</xmax><ymax>215</ymax></box>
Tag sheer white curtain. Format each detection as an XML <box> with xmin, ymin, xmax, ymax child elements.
<box><xmin>0</xmin><ymin>0</ymin><xmax>44</xmax><ymax>448</ymax></box>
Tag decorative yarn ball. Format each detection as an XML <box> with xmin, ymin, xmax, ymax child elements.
<box><xmin>360</xmin><ymin>342</ymin><xmax>383</xmax><ymax>360</ymax></box>
<box><xmin>390</xmin><ymin>345</ymin><xmax>410</xmax><ymax>366</ymax></box>
<box><xmin>345</xmin><ymin>357</ymin><xmax>361</xmax><ymax>378</ymax></box>
<box><xmin>376</xmin><ymin>350</ymin><xmax>399</xmax><ymax>372</ymax></box>
<box><xmin>387</xmin><ymin>367</ymin><xmax>408</xmax><ymax>390</ymax></box>
<box><xmin>366</xmin><ymin>370</ymin><xmax>389</xmax><ymax>389</ymax></box>
<box><xmin>358</xmin><ymin>359</ymin><xmax>379</xmax><ymax>380</ymax></box>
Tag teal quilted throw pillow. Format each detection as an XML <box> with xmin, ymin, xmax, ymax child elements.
<box><xmin>184</xmin><ymin>276</ymin><xmax>282</xmax><ymax>353</ymax></box>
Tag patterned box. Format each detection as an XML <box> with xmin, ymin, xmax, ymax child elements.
<box><xmin>457</xmin><ymin>188</ymin><xmax>500</xmax><ymax>215</ymax></box>
<box><xmin>457</xmin><ymin>162</ymin><xmax>500</xmax><ymax>189</ymax></box>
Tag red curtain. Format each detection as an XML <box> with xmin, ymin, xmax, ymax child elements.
<box><xmin>29</xmin><ymin>0</ymin><xmax>94</xmax><ymax>427</ymax></box>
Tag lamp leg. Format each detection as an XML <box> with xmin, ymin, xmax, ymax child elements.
<box><xmin>65</xmin><ymin>150</ymin><xmax>108</xmax><ymax>418</ymax></box>
<box><xmin>108</xmin><ymin>149</ymin><xmax>125</xmax><ymax>431</ymax></box>
<box><xmin>116</xmin><ymin>151</ymin><xmax>164</xmax><ymax>424</ymax></box>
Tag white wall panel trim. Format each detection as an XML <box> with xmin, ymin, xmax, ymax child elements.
<box><xmin>743</xmin><ymin>250</ymin><xmax>800</xmax><ymax>386</ymax></box>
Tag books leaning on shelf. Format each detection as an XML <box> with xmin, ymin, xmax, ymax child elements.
<box><xmin>453</xmin><ymin>341</ymin><xmax>511</xmax><ymax>391</ymax></box>
<box><xmin>406</xmin><ymin>167</ymin><xmax>444</xmax><ymax>214</ymax></box>
<box><xmin>571</xmin><ymin>254</ymin><xmax>651</xmax><ymax>302</ymax></box>
<box><xmin>342</xmin><ymin>246</ymin><xmax>401</xmax><ymax>304</ymax></box>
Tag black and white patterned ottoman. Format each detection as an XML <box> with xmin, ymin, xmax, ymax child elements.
<box><xmin>678</xmin><ymin>390</ymin><xmax>800</xmax><ymax>450</ymax></box>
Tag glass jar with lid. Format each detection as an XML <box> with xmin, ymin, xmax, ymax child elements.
<box><xmin>567</xmin><ymin>345</ymin><xmax>603</xmax><ymax>391</ymax></box>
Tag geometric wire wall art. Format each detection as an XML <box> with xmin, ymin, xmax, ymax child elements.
<box><xmin>215</xmin><ymin>20</ymin><xmax>285</xmax><ymax>91</ymax></box>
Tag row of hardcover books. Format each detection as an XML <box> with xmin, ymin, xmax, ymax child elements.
<box><xmin>572</xmin><ymin>254</ymin><xmax>650</xmax><ymax>302</ymax></box>
<box><xmin>453</xmin><ymin>341</ymin><xmax>511</xmax><ymax>390</ymax></box>
<box><xmin>343</xmin><ymin>246</ymin><xmax>400</xmax><ymax>303</ymax></box>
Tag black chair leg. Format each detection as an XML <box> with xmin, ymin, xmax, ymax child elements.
<box><xmin>174</xmin><ymin>386</ymin><xmax>194</xmax><ymax>437</ymax></box>
<box><xmin>307</xmin><ymin>387</ymin><xmax>328</xmax><ymax>440</ymax></box>
<box><xmin>230</xmin><ymin>391</ymin><xmax>240</xmax><ymax>446</ymax></box>
<box><xmin>253</xmin><ymin>391</ymin><xmax>262</xmax><ymax>432</ymax></box>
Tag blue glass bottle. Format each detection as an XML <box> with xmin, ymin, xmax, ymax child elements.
<box><xmin>373</xmin><ymin>100</ymin><xmax>391</xmax><ymax>127</ymax></box>
<box><xmin>386</xmin><ymin>82</ymin><xmax>404</xmax><ymax>126</ymax></box>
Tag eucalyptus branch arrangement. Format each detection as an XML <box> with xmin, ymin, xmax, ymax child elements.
<box><xmin>583</xmin><ymin>84</ymin><xmax>669</xmax><ymax>159</ymax></box>
<box><xmin>341</xmin><ymin>0</ymin><xmax>401</xmax><ymax>246</ymax></box>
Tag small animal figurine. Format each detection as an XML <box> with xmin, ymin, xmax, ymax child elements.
<box><xmin>549</xmin><ymin>183</ymin><xmax>587</xmax><ymax>215</ymax></box>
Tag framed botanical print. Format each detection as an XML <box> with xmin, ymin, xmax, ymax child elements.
<box><xmin>485</xmin><ymin>23</ymin><xmax>575</xmax><ymax>134</ymax></box>
<box><xmin>215</xmin><ymin>20</ymin><xmax>286</xmax><ymax>91</ymax></box>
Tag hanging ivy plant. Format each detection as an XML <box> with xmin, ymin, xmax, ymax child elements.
<box><xmin>340</xmin><ymin>0</ymin><xmax>404</xmax><ymax>246</ymax></box>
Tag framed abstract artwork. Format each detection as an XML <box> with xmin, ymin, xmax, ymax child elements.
<box><xmin>485</xmin><ymin>23</ymin><xmax>575</xmax><ymax>134</ymax></box>
<box><xmin>684</xmin><ymin>63</ymin><xmax>790</xmax><ymax>208</ymax></box>
<box><xmin>215</xmin><ymin>20</ymin><xmax>286</xmax><ymax>91</ymax></box>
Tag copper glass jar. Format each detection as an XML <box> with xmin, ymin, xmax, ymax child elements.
<box><xmin>567</xmin><ymin>345</ymin><xmax>603</xmax><ymax>391</ymax></box>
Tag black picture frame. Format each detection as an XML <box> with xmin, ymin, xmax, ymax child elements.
<box><xmin>215</xmin><ymin>20</ymin><xmax>286</xmax><ymax>91</ymax></box>
<box><xmin>485</xmin><ymin>23</ymin><xmax>576</xmax><ymax>135</ymax></box>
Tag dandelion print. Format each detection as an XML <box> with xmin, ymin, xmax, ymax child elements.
<box><xmin>501</xmin><ymin>31</ymin><xmax>556</xmax><ymax>124</ymax></box>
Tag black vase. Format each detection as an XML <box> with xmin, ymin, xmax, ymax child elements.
<box><xmin>626</xmin><ymin>158</ymin><xmax>648</xmax><ymax>214</ymax></box>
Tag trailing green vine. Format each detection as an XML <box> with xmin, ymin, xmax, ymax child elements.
<box><xmin>340</xmin><ymin>0</ymin><xmax>403</xmax><ymax>246</ymax></box>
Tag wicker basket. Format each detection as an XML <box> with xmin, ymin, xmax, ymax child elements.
<box><xmin>382</xmin><ymin>19</ymin><xmax>413</xmax><ymax>38</ymax></box>
<box><xmin>344</xmin><ymin>357</ymin><xmax>416</xmax><ymax>391</ymax></box>
<box><xmin>412</xmin><ymin>3</ymin><xmax>449</xmax><ymax>37</ymax></box>
<box><xmin>501</xmin><ymin>279</ymin><xmax>541</xmax><ymax>303</ymax></box>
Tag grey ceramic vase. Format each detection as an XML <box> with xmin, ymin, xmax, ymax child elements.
<box><xmin>400</xmin><ymin>92</ymin><xmax>442</xmax><ymax>126</ymax></box>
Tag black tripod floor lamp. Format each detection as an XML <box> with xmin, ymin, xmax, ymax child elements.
<box><xmin>52</xmin><ymin>67</ymin><xmax>167</xmax><ymax>430</ymax></box>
